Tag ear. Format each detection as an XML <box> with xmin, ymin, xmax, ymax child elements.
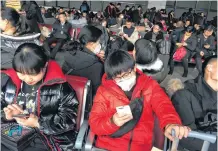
<box><xmin>132</xmin><ymin>49</ymin><xmax>136</xmax><ymax>60</ymax></box>
<box><xmin>207</xmin><ymin>65</ymin><xmax>213</xmax><ymax>72</ymax></box>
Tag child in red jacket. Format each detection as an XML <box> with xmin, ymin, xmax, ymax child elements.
<box><xmin>89</xmin><ymin>50</ymin><xmax>190</xmax><ymax>151</ymax></box>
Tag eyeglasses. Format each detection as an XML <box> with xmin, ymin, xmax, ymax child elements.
<box><xmin>114</xmin><ymin>70</ymin><xmax>134</xmax><ymax>83</ymax></box>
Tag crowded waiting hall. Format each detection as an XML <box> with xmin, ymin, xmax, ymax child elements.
<box><xmin>1</xmin><ymin>0</ymin><xmax>217</xmax><ymax>151</ymax></box>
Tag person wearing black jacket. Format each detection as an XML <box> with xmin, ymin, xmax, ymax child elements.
<box><xmin>144</xmin><ymin>24</ymin><xmax>164</xmax><ymax>42</ymax></box>
<box><xmin>171</xmin><ymin>55</ymin><xmax>217</xmax><ymax>151</ymax></box>
<box><xmin>21</xmin><ymin>1</ymin><xmax>43</xmax><ymax>33</ymax></box>
<box><xmin>169</xmin><ymin>26</ymin><xmax>197</xmax><ymax>77</ymax></box>
<box><xmin>43</xmin><ymin>12</ymin><xmax>71</xmax><ymax>59</ymax></box>
<box><xmin>104</xmin><ymin>3</ymin><xmax>116</xmax><ymax>18</ymax></box>
<box><xmin>132</xmin><ymin>5</ymin><xmax>142</xmax><ymax>25</ymax></box>
<box><xmin>195</xmin><ymin>25</ymin><xmax>215</xmax><ymax>74</ymax></box>
<box><xmin>168</xmin><ymin>10</ymin><xmax>175</xmax><ymax>27</ymax></box>
<box><xmin>122</xmin><ymin>5</ymin><xmax>132</xmax><ymax>19</ymax></box>
<box><xmin>62</xmin><ymin>25</ymin><xmax>104</xmax><ymax>95</ymax></box>
<box><xmin>1</xmin><ymin>43</ymin><xmax>78</xmax><ymax>151</ymax></box>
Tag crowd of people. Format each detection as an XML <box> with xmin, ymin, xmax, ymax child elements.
<box><xmin>0</xmin><ymin>1</ymin><xmax>217</xmax><ymax>151</ymax></box>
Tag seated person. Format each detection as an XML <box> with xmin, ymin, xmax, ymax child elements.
<box><xmin>169</xmin><ymin>26</ymin><xmax>197</xmax><ymax>77</ymax></box>
<box><xmin>1</xmin><ymin>43</ymin><xmax>78</xmax><ymax>151</ymax></box>
<box><xmin>184</xmin><ymin>19</ymin><xmax>191</xmax><ymax>29</ymax></box>
<box><xmin>0</xmin><ymin>7</ymin><xmax>40</xmax><ymax>69</ymax></box>
<box><xmin>70</xmin><ymin>12</ymin><xmax>88</xmax><ymax>28</ymax></box>
<box><xmin>89</xmin><ymin>50</ymin><xmax>189</xmax><ymax>151</ymax></box>
<box><xmin>171</xmin><ymin>55</ymin><xmax>217</xmax><ymax>151</ymax></box>
<box><xmin>43</xmin><ymin>12</ymin><xmax>71</xmax><ymax>59</ymax></box>
<box><xmin>62</xmin><ymin>25</ymin><xmax>104</xmax><ymax>95</ymax></box>
<box><xmin>196</xmin><ymin>25</ymin><xmax>215</xmax><ymax>74</ymax></box>
<box><xmin>144</xmin><ymin>23</ymin><xmax>164</xmax><ymax>43</ymax></box>
<box><xmin>119</xmin><ymin>18</ymin><xmax>139</xmax><ymax>44</ymax></box>
<box><xmin>134</xmin><ymin>39</ymin><xmax>166</xmax><ymax>83</ymax></box>
<box><xmin>193</xmin><ymin>23</ymin><xmax>203</xmax><ymax>36</ymax></box>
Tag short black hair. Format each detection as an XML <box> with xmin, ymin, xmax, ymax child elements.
<box><xmin>186</xmin><ymin>19</ymin><xmax>191</xmax><ymax>22</ymax></box>
<box><xmin>117</xmin><ymin>3</ymin><xmax>121</xmax><ymax>6</ymax></box>
<box><xmin>126</xmin><ymin>5</ymin><xmax>129</xmax><ymax>8</ymax></box>
<box><xmin>126</xmin><ymin>18</ymin><xmax>132</xmax><ymax>23</ymax></box>
<box><xmin>60</xmin><ymin>7</ymin><xmax>64</xmax><ymax>10</ymax></box>
<box><xmin>12</xmin><ymin>43</ymin><xmax>48</xmax><ymax>75</ymax></box>
<box><xmin>78</xmin><ymin>25</ymin><xmax>102</xmax><ymax>45</ymax></box>
<box><xmin>59</xmin><ymin>12</ymin><xmax>66</xmax><ymax>16</ymax></box>
<box><xmin>138</xmin><ymin>5</ymin><xmax>142</xmax><ymax>8</ymax></box>
<box><xmin>135</xmin><ymin>39</ymin><xmax>158</xmax><ymax>65</ymax></box>
<box><xmin>1</xmin><ymin>7</ymin><xmax>20</xmax><ymax>27</ymax></box>
<box><xmin>202</xmin><ymin>55</ymin><xmax>217</xmax><ymax>76</ymax></box>
<box><xmin>105</xmin><ymin>50</ymin><xmax>135</xmax><ymax>79</ymax></box>
<box><xmin>185</xmin><ymin>26</ymin><xmax>194</xmax><ymax>33</ymax></box>
<box><xmin>204</xmin><ymin>25</ymin><xmax>214</xmax><ymax>31</ymax></box>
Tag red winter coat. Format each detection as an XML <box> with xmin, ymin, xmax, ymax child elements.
<box><xmin>89</xmin><ymin>70</ymin><xmax>181</xmax><ymax>151</ymax></box>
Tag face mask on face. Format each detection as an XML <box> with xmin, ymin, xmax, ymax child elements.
<box><xmin>116</xmin><ymin>74</ymin><xmax>136</xmax><ymax>91</ymax></box>
<box><xmin>93</xmin><ymin>43</ymin><xmax>101</xmax><ymax>54</ymax></box>
<box><xmin>120</xmin><ymin>16</ymin><xmax>124</xmax><ymax>19</ymax></box>
<box><xmin>126</xmin><ymin>8</ymin><xmax>130</xmax><ymax>11</ymax></box>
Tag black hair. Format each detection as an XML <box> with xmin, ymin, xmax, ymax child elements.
<box><xmin>202</xmin><ymin>55</ymin><xmax>217</xmax><ymax>76</ymax></box>
<box><xmin>186</xmin><ymin>19</ymin><xmax>191</xmax><ymax>22</ymax></box>
<box><xmin>117</xmin><ymin>3</ymin><xmax>121</xmax><ymax>6</ymax></box>
<box><xmin>110</xmin><ymin>3</ymin><xmax>115</xmax><ymax>6</ymax></box>
<box><xmin>189</xmin><ymin>8</ymin><xmax>193</xmax><ymax>12</ymax></box>
<box><xmin>135</xmin><ymin>39</ymin><xmax>158</xmax><ymax>65</ymax></box>
<box><xmin>185</xmin><ymin>26</ymin><xmax>194</xmax><ymax>33</ymax></box>
<box><xmin>155</xmin><ymin>22</ymin><xmax>163</xmax><ymax>30</ymax></box>
<box><xmin>78</xmin><ymin>25</ymin><xmax>102</xmax><ymax>45</ymax></box>
<box><xmin>126</xmin><ymin>18</ymin><xmax>132</xmax><ymax>23</ymax></box>
<box><xmin>204</xmin><ymin>25</ymin><xmax>214</xmax><ymax>31</ymax></box>
<box><xmin>1</xmin><ymin>7</ymin><xmax>20</xmax><ymax>27</ymax></box>
<box><xmin>126</xmin><ymin>5</ymin><xmax>129</xmax><ymax>8</ymax></box>
<box><xmin>12</xmin><ymin>43</ymin><xmax>49</xmax><ymax>75</ymax></box>
<box><xmin>121</xmin><ymin>41</ymin><xmax>134</xmax><ymax>51</ymax></box>
<box><xmin>59</xmin><ymin>7</ymin><xmax>64</xmax><ymax>10</ymax></box>
<box><xmin>138</xmin><ymin>5</ymin><xmax>142</xmax><ymax>8</ymax></box>
<box><xmin>105</xmin><ymin>50</ymin><xmax>135</xmax><ymax>79</ymax></box>
<box><xmin>59</xmin><ymin>12</ymin><xmax>66</xmax><ymax>16</ymax></box>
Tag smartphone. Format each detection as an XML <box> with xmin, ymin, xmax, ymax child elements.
<box><xmin>116</xmin><ymin>105</ymin><xmax>132</xmax><ymax>116</ymax></box>
<box><xmin>12</xmin><ymin>114</ymin><xmax>30</xmax><ymax>118</ymax></box>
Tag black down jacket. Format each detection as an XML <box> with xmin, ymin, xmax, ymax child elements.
<box><xmin>1</xmin><ymin>61</ymin><xmax>79</xmax><ymax>151</ymax></box>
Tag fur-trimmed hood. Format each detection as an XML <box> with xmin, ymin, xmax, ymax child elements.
<box><xmin>136</xmin><ymin>58</ymin><xmax>163</xmax><ymax>73</ymax></box>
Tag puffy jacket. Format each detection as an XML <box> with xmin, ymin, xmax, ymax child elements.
<box><xmin>62</xmin><ymin>47</ymin><xmax>104</xmax><ymax>95</ymax></box>
<box><xmin>1</xmin><ymin>61</ymin><xmax>79</xmax><ymax>151</ymax></box>
<box><xmin>89</xmin><ymin>70</ymin><xmax>181</xmax><ymax>151</ymax></box>
<box><xmin>171</xmin><ymin>77</ymin><xmax>217</xmax><ymax>131</ymax></box>
<box><xmin>1</xmin><ymin>33</ymin><xmax>40</xmax><ymax>69</ymax></box>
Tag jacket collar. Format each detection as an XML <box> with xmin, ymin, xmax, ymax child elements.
<box><xmin>101</xmin><ymin>69</ymin><xmax>151</xmax><ymax>100</ymax></box>
<box><xmin>1</xmin><ymin>61</ymin><xmax>66</xmax><ymax>91</ymax></box>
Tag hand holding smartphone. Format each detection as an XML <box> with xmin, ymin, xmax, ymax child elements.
<box><xmin>116</xmin><ymin>105</ymin><xmax>132</xmax><ymax>117</ymax></box>
<box><xmin>12</xmin><ymin>114</ymin><xmax>30</xmax><ymax>118</ymax></box>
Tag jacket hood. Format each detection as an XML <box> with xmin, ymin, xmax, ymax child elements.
<box><xmin>136</xmin><ymin>58</ymin><xmax>163</xmax><ymax>72</ymax></box>
<box><xmin>1</xmin><ymin>60</ymin><xmax>66</xmax><ymax>91</ymax></box>
<box><xmin>166</xmin><ymin>78</ymin><xmax>184</xmax><ymax>97</ymax></box>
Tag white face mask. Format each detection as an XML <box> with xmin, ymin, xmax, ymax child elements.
<box><xmin>93</xmin><ymin>43</ymin><xmax>101</xmax><ymax>54</ymax></box>
<box><xmin>120</xmin><ymin>16</ymin><xmax>124</xmax><ymax>19</ymax></box>
<box><xmin>116</xmin><ymin>74</ymin><xmax>136</xmax><ymax>91</ymax></box>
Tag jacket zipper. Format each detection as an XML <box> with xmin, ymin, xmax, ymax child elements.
<box><xmin>128</xmin><ymin>130</ymin><xmax>134</xmax><ymax>151</ymax></box>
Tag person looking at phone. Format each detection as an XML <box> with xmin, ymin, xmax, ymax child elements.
<box><xmin>119</xmin><ymin>18</ymin><xmax>139</xmax><ymax>45</ymax></box>
<box><xmin>1</xmin><ymin>43</ymin><xmax>79</xmax><ymax>151</ymax></box>
<box><xmin>89</xmin><ymin>50</ymin><xmax>190</xmax><ymax>151</ymax></box>
<box><xmin>195</xmin><ymin>25</ymin><xmax>215</xmax><ymax>75</ymax></box>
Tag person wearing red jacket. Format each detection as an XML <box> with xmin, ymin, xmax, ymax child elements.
<box><xmin>89</xmin><ymin>50</ymin><xmax>190</xmax><ymax>151</ymax></box>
